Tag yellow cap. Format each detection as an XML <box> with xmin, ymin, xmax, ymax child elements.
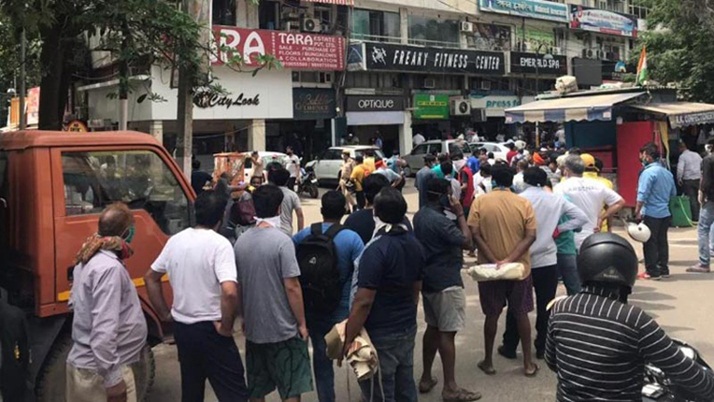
<box><xmin>581</xmin><ymin>153</ymin><xmax>596</xmax><ymax>169</ymax></box>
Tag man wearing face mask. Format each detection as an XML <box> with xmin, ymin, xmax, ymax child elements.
<box><xmin>67</xmin><ymin>203</ymin><xmax>146</xmax><ymax>402</ymax></box>
<box><xmin>635</xmin><ymin>142</ymin><xmax>676</xmax><ymax>280</ymax></box>
<box><xmin>452</xmin><ymin>152</ymin><xmax>475</xmax><ymax>217</ymax></box>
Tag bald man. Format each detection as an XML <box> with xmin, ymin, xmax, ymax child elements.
<box><xmin>67</xmin><ymin>203</ymin><xmax>146</xmax><ymax>402</ymax></box>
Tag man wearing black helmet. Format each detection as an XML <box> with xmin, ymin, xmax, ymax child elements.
<box><xmin>545</xmin><ymin>233</ymin><xmax>714</xmax><ymax>401</ymax></box>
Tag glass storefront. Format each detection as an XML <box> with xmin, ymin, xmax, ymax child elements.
<box><xmin>353</xmin><ymin>9</ymin><xmax>400</xmax><ymax>42</ymax></box>
<box><xmin>408</xmin><ymin>15</ymin><xmax>459</xmax><ymax>47</ymax></box>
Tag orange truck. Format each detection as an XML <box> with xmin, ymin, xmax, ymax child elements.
<box><xmin>0</xmin><ymin>131</ymin><xmax>195</xmax><ymax>401</ymax></box>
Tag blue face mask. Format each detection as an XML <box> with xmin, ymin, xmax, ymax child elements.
<box><xmin>123</xmin><ymin>226</ymin><xmax>135</xmax><ymax>244</ymax></box>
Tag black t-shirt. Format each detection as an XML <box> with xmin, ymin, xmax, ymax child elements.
<box><xmin>191</xmin><ymin>170</ymin><xmax>213</xmax><ymax>195</ymax></box>
<box><xmin>344</xmin><ymin>209</ymin><xmax>413</xmax><ymax>245</ymax></box>
<box><xmin>357</xmin><ymin>230</ymin><xmax>424</xmax><ymax>338</ymax></box>
<box><xmin>413</xmin><ymin>206</ymin><xmax>465</xmax><ymax>293</ymax></box>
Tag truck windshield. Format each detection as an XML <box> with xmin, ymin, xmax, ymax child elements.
<box><xmin>61</xmin><ymin>150</ymin><xmax>190</xmax><ymax>235</ymax></box>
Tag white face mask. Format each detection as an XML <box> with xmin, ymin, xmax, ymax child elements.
<box><xmin>454</xmin><ymin>160</ymin><xmax>466</xmax><ymax>171</ymax></box>
<box><xmin>707</xmin><ymin>144</ymin><xmax>713</xmax><ymax>154</ymax></box>
<box><xmin>255</xmin><ymin>215</ymin><xmax>281</xmax><ymax>228</ymax></box>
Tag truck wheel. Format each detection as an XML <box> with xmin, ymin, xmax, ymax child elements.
<box><xmin>36</xmin><ymin>333</ymin><xmax>156</xmax><ymax>402</ymax></box>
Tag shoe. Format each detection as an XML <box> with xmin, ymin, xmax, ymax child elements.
<box><xmin>661</xmin><ymin>271</ymin><xmax>670</xmax><ymax>278</ymax></box>
<box><xmin>497</xmin><ymin>345</ymin><xmax>517</xmax><ymax>360</ymax></box>
<box><xmin>687</xmin><ymin>264</ymin><xmax>711</xmax><ymax>273</ymax></box>
<box><xmin>638</xmin><ymin>272</ymin><xmax>661</xmax><ymax>281</ymax></box>
<box><xmin>536</xmin><ymin>350</ymin><xmax>545</xmax><ymax>360</ymax></box>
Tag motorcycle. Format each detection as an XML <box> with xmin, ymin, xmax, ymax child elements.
<box><xmin>643</xmin><ymin>339</ymin><xmax>712</xmax><ymax>401</ymax></box>
<box><xmin>297</xmin><ymin>167</ymin><xmax>319</xmax><ymax>199</ymax></box>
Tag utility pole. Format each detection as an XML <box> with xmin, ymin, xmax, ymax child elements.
<box><xmin>118</xmin><ymin>19</ymin><xmax>130</xmax><ymax>131</ymax></box>
<box><xmin>19</xmin><ymin>26</ymin><xmax>26</xmax><ymax>130</ymax></box>
<box><xmin>176</xmin><ymin>0</ymin><xmax>210</xmax><ymax>179</ymax></box>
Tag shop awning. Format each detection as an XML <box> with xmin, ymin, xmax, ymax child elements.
<box><xmin>303</xmin><ymin>0</ymin><xmax>354</xmax><ymax>5</ymax></box>
<box><xmin>629</xmin><ymin>102</ymin><xmax>714</xmax><ymax>128</ymax></box>
<box><xmin>505</xmin><ymin>92</ymin><xmax>646</xmax><ymax>124</ymax></box>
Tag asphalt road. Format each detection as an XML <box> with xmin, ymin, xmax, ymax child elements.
<box><xmin>148</xmin><ymin>180</ymin><xmax>713</xmax><ymax>402</ymax></box>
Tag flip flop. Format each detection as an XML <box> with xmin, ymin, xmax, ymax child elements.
<box><xmin>419</xmin><ymin>377</ymin><xmax>438</xmax><ymax>393</ymax></box>
<box><xmin>443</xmin><ymin>388</ymin><xmax>482</xmax><ymax>402</ymax></box>
<box><xmin>525</xmin><ymin>363</ymin><xmax>539</xmax><ymax>378</ymax></box>
<box><xmin>477</xmin><ymin>360</ymin><xmax>496</xmax><ymax>376</ymax></box>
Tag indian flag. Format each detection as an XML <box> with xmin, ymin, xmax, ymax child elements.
<box><xmin>636</xmin><ymin>47</ymin><xmax>648</xmax><ymax>86</ymax></box>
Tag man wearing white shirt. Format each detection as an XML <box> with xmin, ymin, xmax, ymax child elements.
<box><xmin>554</xmin><ymin>155</ymin><xmax>625</xmax><ymax>251</ymax></box>
<box><xmin>677</xmin><ymin>141</ymin><xmax>703</xmax><ymax>220</ymax></box>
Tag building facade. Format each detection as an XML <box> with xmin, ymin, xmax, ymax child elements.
<box><xmin>79</xmin><ymin>0</ymin><xmax>646</xmax><ymax>165</ymax></box>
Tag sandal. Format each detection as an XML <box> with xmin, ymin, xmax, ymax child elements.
<box><xmin>525</xmin><ymin>363</ymin><xmax>539</xmax><ymax>377</ymax></box>
<box><xmin>443</xmin><ymin>388</ymin><xmax>482</xmax><ymax>402</ymax></box>
<box><xmin>477</xmin><ymin>360</ymin><xmax>496</xmax><ymax>375</ymax></box>
<box><xmin>418</xmin><ymin>377</ymin><xmax>438</xmax><ymax>394</ymax></box>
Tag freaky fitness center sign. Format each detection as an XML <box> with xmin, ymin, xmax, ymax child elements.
<box><xmin>363</xmin><ymin>43</ymin><xmax>504</xmax><ymax>75</ymax></box>
<box><xmin>212</xmin><ymin>26</ymin><xmax>345</xmax><ymax>71</ymax></box>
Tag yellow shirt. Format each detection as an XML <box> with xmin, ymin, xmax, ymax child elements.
<box><xmin>350</xmin><ymin>164</ymin><xmax>368</xmax><ymax>192</ymax></box>
<box><xmin>583</xmin><ymin>172</ymin><xmax>614</xmax><ymax>232</ymax></box>
<box><xmin>364</xmin><ymin>157</ymin><xmax>376</xmax><ymax>172</ymax></box>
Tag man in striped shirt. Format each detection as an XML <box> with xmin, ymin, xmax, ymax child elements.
<box><xmin>546</xmin><ymin>233</ymin><xmax>714</xmax><ymax>401</ymax></box>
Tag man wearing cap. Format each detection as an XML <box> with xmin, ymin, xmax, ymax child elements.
<box><xmin>581</xmin><ymin>154</ymin><xmax>615</xmax><ymax>232</ymax></box>
<box><xmin>416</xmin><ymin>155</ymin><xmax>438</xmax><ymax>210</ymax></box>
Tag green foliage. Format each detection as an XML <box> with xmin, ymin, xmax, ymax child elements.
<box><xmin>636</xmin><ymin>0</ymin><xmax>714</xmax><ymax>102</ymax></box>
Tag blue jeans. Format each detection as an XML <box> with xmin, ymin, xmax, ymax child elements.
<box><xmin>557</xmin><ymin>253</ymin><xmax>581</xmax><ymax>295</ymax></box>
<box><xmin>698</xmin><ymin>201</ymin><xmax>714</xmax><ymax>266</ymax></box>
<box><xmin>307</xmin><ymin>315</ymin><xmax>339</xmax><ymax>402</ymax></box>
<box><xmin>358</xmin><ymin>327</ymin><xmax>417</xmax><ymax>402</ymax></box>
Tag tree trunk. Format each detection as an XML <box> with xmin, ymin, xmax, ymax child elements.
<box><xmin>38</xmin><ymin>23</ymin><xmax>65</xmax><ymax>130</ymax></box>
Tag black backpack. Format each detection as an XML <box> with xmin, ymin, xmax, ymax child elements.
<box><xmin>0</xmin><ymin>292</ymin><xmax>30</xmax><ymax>402</ymax></box>
<box><xmin>297</xmin><ymin>223</ymin><xmax>345</xmax><ymax>314</ymax></box>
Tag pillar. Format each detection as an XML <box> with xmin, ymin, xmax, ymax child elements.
<box><xmin>248</xmin><ymin>119</ymin><xmax>266</xmax><ymax>151</ymax></box>
<box><xmin>399</xmin><ymin>111</ymin><xmax>413</xmax><ymax>155</ymax></box>
<box><xmin>149</xmin><ymin>120</ymin><xmax>163</xmax><ymax>145</ymax></box>
<box><xmin>399</xmin><ymin>8</ymin><xmax>409</xmax><ymax>44</ymax></box>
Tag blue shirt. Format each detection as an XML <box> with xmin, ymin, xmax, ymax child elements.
<box><xmin>467</xmin><ymin>155</ymin><xmax>480</xmax><ymax>174</ymax></box>
<box><xmin>413</xmin><ymin>206</ymin><xmax>465</xmax><ymax>292</ymax></box>
<box><xmin>293</xmin><ymin>223</ymin><xmax>364</xmax><ymax>321</ymax></box>
<box><xmin>637</xmin><ymin>162</ymin><xmax>677</xmax><ymax>219</ymax></box>
<box><xmin>353</xmin><ymin>229</ymin><xmax>424</xmax><ymax>338</ymax></box>
<box><xmin>415</xmin><ymin>166</ymin><xmax>437</xmax><ymax>210</ymax></box>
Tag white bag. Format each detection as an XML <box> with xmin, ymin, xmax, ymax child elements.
<box><xmin>467</xmin><ymin>263</ymin><xmax>527</xmax><ymax>282</ymax></box>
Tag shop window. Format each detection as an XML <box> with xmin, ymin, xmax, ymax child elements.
<box><xmin>408</xmin><ymin>15</ymin><xmax>459</xmax><ymax>47</ymax></box>
<box><xmin>353</xmin><ymin>9</ymin><xmax>401</xmax><ymax>42</ymax></box>
<box><xmin>259</xmin><ymin>1</ymin><xmax>280</xmax><ymax>30</ymax></box>
<box><xmin>213</xmin><ymin>0</ymin><xmax>237</xmax><ymax>26</ymax></box>
<box><xmin>61</xmin><ymin>150</ymin><xmax>191</xmax><ymax>235</ymax></box>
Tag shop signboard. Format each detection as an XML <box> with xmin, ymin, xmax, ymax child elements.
<box><xmin>478</xmin><ymin>0</ymin><xmax>569</xmax><ymax>23</ymax></box>
<box><xmin>602</xmin><ymin>60</ymin><xmax>635</xmax><ymax>81</ymax></box>
<box><xmin>510</xmin><ymin>52</ymin><xmax>567</xmax><ymax>75</ymax></box>
<box><xmin>212</xmin><ymin>26</ymin><xmax>345</xmax><ymax>71</ymax></box>
<box><xmin>363</xmin><ymin>43</ymin><xmax>504</xmax><ymax>75</ymax></box>
<box><xmin>514</xmin><ymin>26</ymin><xmax>555</xmax><ymax>52</ymax></box>
<box><xmin>293</xmin><ymin>88</ymin><xmax>336</xmax><ymax>120</ymax></box>
<box><xmin>413</xmin><ymin>94</ymin><xmax>449</xmax><ymax>120</ymax></box>
<box><xmin>569</xmin><ymin>5</ymin><xmax>638</xmax><ymax>38</ymax></box>
<box><xmin>346</xmin><ymin>96</ymin><xmax>404</xmax><ymax>112</ymax></box>
<box><xmin>469</xmin><ymin>94</ymin><xmax>521</xmax><ymax>117</ymax></box>
<box><xmin>347</xmin><ymin>43</ymin><xmax>366</xmax><ymax>71</ymax></box>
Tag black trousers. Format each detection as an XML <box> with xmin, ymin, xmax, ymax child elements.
<box><xmin>502</xmin><ymin>265</ymin><xmax>558</xmax><ymax>354</ymax></box>
<box><xmin>356</xmin><ymin>191</ymin><xmax>366</xmax><ymax>209</ymax></box>
<box><xmin>683</xmin><ymin>179</ymin><xmax>701</xmax><ymax>220</ymax></box>
<box><xmin>174</xmin><ymin>321</ymin><xmax>248</xmax><ymax>402</ymax></box>
<box><xmin>643</xmin><ymin>215</ymin><xmax>672</xmax><ymax>276</ymax></box>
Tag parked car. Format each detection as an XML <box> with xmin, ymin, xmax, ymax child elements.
<box><xmin>243</xmin><ymin>151</ymin><xmax>288</xmax><ymax>182</ymax></box>
<box><xmin>305</xmin><ymin>145</ymin><xmax>385</xmax><ymax>186</ymax></box>
<box><xmin>402</xmin><ymin>140</ymin><xmax>472</xmax><ymax>177</ymax></box>
<box><xmin>469</xmin><ymin>142</ymin><xmax>510</xmax><ymax>162</ymax></box>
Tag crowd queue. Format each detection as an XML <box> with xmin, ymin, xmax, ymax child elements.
<box><xmin>64</xmin><ymin>139</ymin><xmax>714</xmax><ymax>402</ymax></box>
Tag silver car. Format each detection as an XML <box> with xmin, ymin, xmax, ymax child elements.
<box><xmin>402</xmin><ymin>140</ymin><xmax>472</xmax><ymax>177</ymax></box>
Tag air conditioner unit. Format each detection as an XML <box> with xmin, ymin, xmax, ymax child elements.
<box><xmin>480</xmin><ymin>80</ymin><xmax>491</xmax><ymax>91</ymax></box>
<box><xmin>423</xmin><ymin>78</ymin><xmax>436</xmax><ymax>89</ymax></box>
<box><xmin>585</xmin><ymin>49</ymin><xmax>596</xmax><ymax>59</ymax></box>
<box><xmin>319</xmin><ymin>72</ymin><xmax>333</xmax><ymax>84</ymax></box>
<box><xmin>301</xmin><ymin>18</ymin><xmax>322</xmax><ymax>33</ymax></box>
<box><xmin>594</xmin><ymin>50</ymin><xmax>604</xmax><ymax>59</ymax></box>
<box><xmin>460</xmin><ymin>21</ymin><xmax>474</xmax><ymax>33</ymax></box>
<box><xmin>283</xmin><ymin>21</ymin><xmax>300</xmax><ymax>31</ymax></box>
<box><xmin>451</xmin><ymin>99</ymin><xmax>471</xmax><ymax>116</ymax></box>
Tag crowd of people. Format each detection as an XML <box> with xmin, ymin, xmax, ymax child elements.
<box><xmin>64</xmin><ymin>139</ymin><xmax>714</xmax><ymax>402</ymax></box>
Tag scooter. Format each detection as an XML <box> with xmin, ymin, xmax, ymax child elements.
<box><xmin>297</xmin><ymin>167</ymin><xmax>319</xmax><ymax>199</ymax></box>
<box><xmin>642</xmin><ymin>339</ymin><xmax>712</xmax><ymax>401</ymax></box>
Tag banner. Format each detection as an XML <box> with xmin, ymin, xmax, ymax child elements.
<box><xmin>212</xmin><ymin>26</ymin><xmax>345</xmax><ymax>71</ymax></box>
<box><xmin>569</xmin><ymin>5</ymin><xmax>638</xmax><ymax>38</ymax></box>
<box><xmin>364</xmin><ymin>42</ymin><xmax>504</xmax><ymax>75</ymax></box>
<box><xmin>413</xmin><ymin>94</ymin><xmax>449</xmax><ymax>120</ymax></box>
<box><xmin>478</xmin><ymin>0</ymin><xmax>569</xmax><ymax>23</ymax></box>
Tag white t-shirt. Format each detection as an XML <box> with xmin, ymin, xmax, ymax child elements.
<box><xmin>554</xmin><ymin>177</ymin><xmax>623</xmax><ymax>250</ymax></box>
<box><xmin>285</xmin><ymin>154</ymin><xmax>300</xmax><ymax>177</ymax></box>
<box><xmin>151</xmin><ymin>228</ymin><xmax>237</xmax><ymax>324</ymax></box>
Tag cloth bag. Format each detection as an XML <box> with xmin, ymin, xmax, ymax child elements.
<box><xmin>325</xmin><ymin>320</ymin><xmax>379</xmax><ymax>381</ymax></box>
<box><xmin>467</xmin><ymin>262</ymin><xmax>527</xmax><ymax>282</ymax></box>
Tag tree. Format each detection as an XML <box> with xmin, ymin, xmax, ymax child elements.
<box><xmin>637</xmin><ymin>0</ymin><xmax>714</xmax><ymax>102</ymax></box>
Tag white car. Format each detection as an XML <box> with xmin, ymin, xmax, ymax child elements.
<box><xmin>470</xmin><ymin>142</ymin><xmax>510</xmax><ymax>162</ymax></box>
<box><xmin>306</xmin><ymin>145</ymin><xmax>385</xmax><ymax>185</ymax></box>
<box><xmin>402</xmin><ymin>140</ymin><xmax>472</xmax><ymax>176</ymax></box>
<box><xmin>243</xmin><ymin>151</ymin><xmax>288</xmax><ymax>182</ymax></box>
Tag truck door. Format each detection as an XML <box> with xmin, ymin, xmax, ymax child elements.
<box><xmin>51</xmin><ymin>147</ymin><xmax>192</xmax><ymax>316</ymax></box>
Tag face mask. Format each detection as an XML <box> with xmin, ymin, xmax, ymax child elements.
<box><xmin>454</xmin><ymin>160</ymin><xmax>466</xmax><ymax>171</ymax></box>
<box><xmin>640</xmin><ymin>158</ymin><xmax>650</xmax><ymax>167</ymax></box>
<box><xmin>123</xmin><ymin>225</ymin><xmax>135</xmax><ymax>244</ymax></box>
<box><xmin>707</xmin><ymin>144</ymin><xmax>713</xmax><ymax>154</ymax></box>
